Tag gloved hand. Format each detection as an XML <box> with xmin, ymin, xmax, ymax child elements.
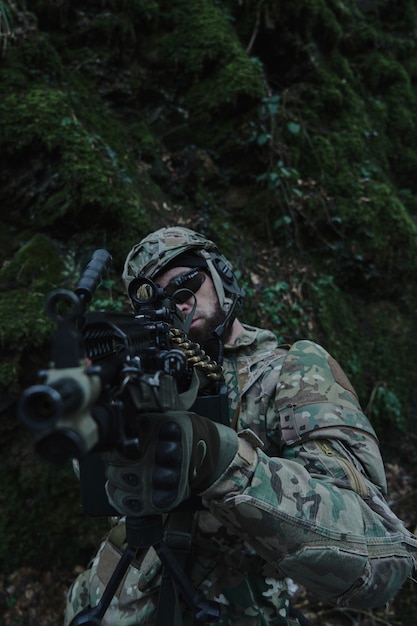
<box><xmin>104</xmin><ymin>411</ymin><xmax>238</xmax><ymax>516</ymax></box>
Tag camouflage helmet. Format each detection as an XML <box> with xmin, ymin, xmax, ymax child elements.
<box><xmin>123</xmin><ymin>226</ymin><xmax>244</xmax><ymax>331</ymax></box>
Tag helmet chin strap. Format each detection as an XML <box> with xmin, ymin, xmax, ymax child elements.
<box><xmin>204</xmin><ymin>299</ymin><xmax>242</xmax><ymax>366</ymax></box>
<box><xmin>213</xmin><ymin>293</ymin><xmax>243</xmax><ymax>341</ymax></box>
<box><xmin>203</xmin><ymin>255</ymin><xmax>229</xmax><ymax>310</ymax></box>
<box><xmin>182</xmin><ymin>298</ymin><xmax>198</xmax><ymax>335</ymax></box>
<box><xmin>199</xmin><ymin>252</ymin><xmax>243</xmax><ymax>356</ymax></box>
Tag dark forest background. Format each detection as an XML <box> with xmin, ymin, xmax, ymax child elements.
<box><xmin>1</xmin><ymin>1</ymin><xmax>417</xmax><ymax>624</ymax></box>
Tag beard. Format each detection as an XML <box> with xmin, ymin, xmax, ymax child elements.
<box><xmin>188</xmin><ymin>301</ymin><xmax>232</xmax><ymax>354</ymax></box>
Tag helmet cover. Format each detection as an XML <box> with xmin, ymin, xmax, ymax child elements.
<box><xmin>123</xmin><ymin>227</ymin><xmax>244</xmax><ymax>320</ymax></box>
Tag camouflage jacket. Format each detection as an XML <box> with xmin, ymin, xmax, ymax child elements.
<box><xmin>64</xmin><ymin>324</ymin><xmax>417</xmax><ymax>626</ymax></box>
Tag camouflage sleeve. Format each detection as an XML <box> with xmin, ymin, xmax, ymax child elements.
<box><xmin>201</xmin><ymin>429</ymin><xmax>416</xmax><ymax>607</ymax></box>
<box><xmin>274</xmin><ymin>340</ymin><xmax>388</xmax><ymax>494</ymax></box>
<box><xmin>201</xmin><ymin>340</ymin><xmax>417</xmax><ymax>608</ymax></box>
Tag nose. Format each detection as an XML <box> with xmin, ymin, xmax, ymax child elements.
<box><xmin>177</xmin><ymin>298</ymin><xmax>193</xmax><ymax>314</ymax></box>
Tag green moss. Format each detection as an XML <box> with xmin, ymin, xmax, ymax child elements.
<box><xmin>0</xmin><ymin>233</ymin><xmax>64</xmax><ymax>287</ymax></box>
<box><xmin>342</xmin><ymin>182</ymin><xmax>417</xmax><ymax>276</ymax></box>
<box><xmin>0</xmin><ymin>356</ymin><xmax>20</xmax><ymax>388</ymax></box>
<box><xmin>0</xmin><ymin>76</ymin><xmax>152</xmax><ymax>243</ymax></box>
<box><xmin>0</xmin><ymin>441</ymin><xmax>109</xmax><ymax>575</ymax></box>
<box><xmin>362</xmin><ymin>52</ymin><xmax>410</xmax><ymax>91</ymax></box>
<box><xmin>0</xmin><ymin>84</ymin><xmax>135</xmax><ymax>218</ymax></box>
<box><xmin>161</xmin><ymin>1</ymin><xmax>265</xmax><ymax>118</ymax></box>
<box><xmin>0</xmin><ymin>236</ymin><xmax>62</xmax><ymax>388</ymax></box>
<box><xmin>308</xmin><ymin>276</ymin><xmax>361</xmax><ymax>371</ymax></box>
<box><xmin>308</xmin><ymin>276</ymin><xmax>417</xmax><ymax>438</ymax></box>
<box><xmin>0</xmin><ymin>31</ymin><xmax>63</xmax><ymax>85</ymax></box>
<box><xmin>0</xmin><ymin>290</ymin><xmax>53</xmax><ymax>349</ymax></box>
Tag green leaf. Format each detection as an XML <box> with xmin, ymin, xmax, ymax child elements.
<box><xmin>287</xmin><ymin>122</ymin><xmax>300</xmax><ymax>135</ymax></box>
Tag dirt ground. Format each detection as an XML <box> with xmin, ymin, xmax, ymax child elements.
<box><xmin>1</xmin><ymin>443</ymin><xmax>416</xmax><ymax>626</ymax></box>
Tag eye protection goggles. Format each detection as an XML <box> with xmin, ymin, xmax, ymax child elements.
<box><xmin>164</xmin><ymin>269</ymin><xmax>206</xmax><ymax>304</ymax></box>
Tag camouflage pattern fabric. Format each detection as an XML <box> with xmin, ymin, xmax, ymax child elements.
<box><xmin>64</xmin><ymin>325</ymin><xmax>417</xmax><ymax>625</ymax></box>
<box><xmin>122</xmin><ymin>226</ymin><xmax>218</xmax><ymax>285</ymax></box>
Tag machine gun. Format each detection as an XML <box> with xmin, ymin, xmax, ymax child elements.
<box><xmin>18</xmin><ymin>249</ymin><xmax>226</xmax><ymax>625</ymax></box>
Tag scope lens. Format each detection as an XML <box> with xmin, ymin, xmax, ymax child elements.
<box><xmin>128</xmin><ymin>277</ymin><xmax>157</xmax><ymax>305</ymax></box>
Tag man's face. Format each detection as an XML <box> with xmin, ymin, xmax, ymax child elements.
<box><xmin>156</xmin><ymin>266</ymin><xmax>226</xmax><ymax>344</ymax></box>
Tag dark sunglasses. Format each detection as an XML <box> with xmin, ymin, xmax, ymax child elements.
<box><xmin>164</xmin><ymin>269</ymin><xmax>206</xmax><ymax>304</ymax></box>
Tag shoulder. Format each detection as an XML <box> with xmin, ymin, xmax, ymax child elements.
<box><xmin>281</xmin><ymin>339</ymin><xmax>359</xmax><ymax>400</ymax></box>
<box><xmin>224</xmin><ymin>325</ymin><xmax>288</xmax><ymax>394</ymax></box>
<box><xmin>284</xmin><ymin>339</ymin><xmax>330</xmax><ymax>360</ymax></box>
<box><xmin>226</xmin><ymin>324</ymin><xmax>281</xmax><ymax>354</ymax></box>
<box><xmin>225</xmin><ymin>324</ymin><xmax>289</xmax><ymax>373</ymax></box>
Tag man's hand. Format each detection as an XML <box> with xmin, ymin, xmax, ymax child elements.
<box><xmin>104</xmin><ymin>411</ymin><xmax>238</xmax><ymax>516</ymax></box>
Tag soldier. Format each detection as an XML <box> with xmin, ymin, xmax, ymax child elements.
<box><xmin>64</xmin><ymin>226</ymin><xmax>417</xmax><ymax>626</ymax></box>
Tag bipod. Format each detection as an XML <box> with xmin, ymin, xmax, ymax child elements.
<box><xmin>71</xmin><ymin>515</ymin><xmax>221</xmax><ymax>626</ymax></box>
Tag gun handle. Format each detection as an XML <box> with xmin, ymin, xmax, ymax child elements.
<box><xmin>75</xmin><ymin>249</ymin><xmax>112</xmax><ymax>307</ymax></box>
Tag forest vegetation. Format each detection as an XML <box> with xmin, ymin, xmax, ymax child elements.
<box><xmin>1</xmin><ymin>1</ymin><xmax>417</xmax><ymax>623</ymax></box>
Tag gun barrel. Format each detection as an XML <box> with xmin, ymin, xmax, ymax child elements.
<box><xmin>35</xmin><ymin>428</ymin><xmax>90</xmax><ymax>465</ymax></box>
<box><xmin>18</xmin><ymin>378</ymin><xmax>86</xmax><ymax>432</ymax></box>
